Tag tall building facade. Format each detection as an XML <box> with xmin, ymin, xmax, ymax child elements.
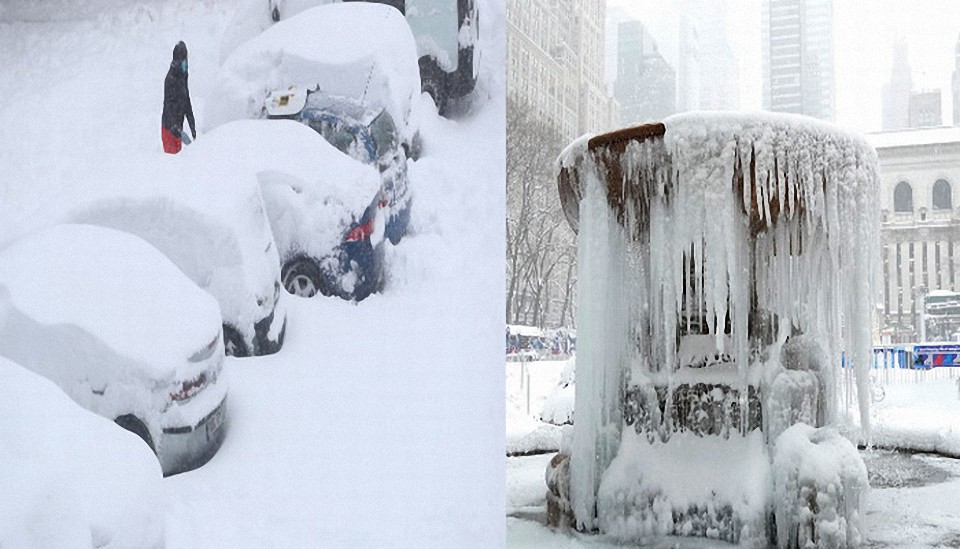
<box><xmin>870</xmin><ymin>127</ymin><xmax>960</xmax><ymax>342</ymax></box>
<box><xmin>908</xmin><ymin>90</ymin><xmax>943</xmax><ymax>128</ymax></box>
<box><xmin>677</xmin><ymin>0</ymin><xmax>738</xmax><ymax>112</ymax></box>
<box><xmin>882</xmin><ymin>43</ymin><xmax>912</xmax><ymax>130</ymax></box>
<box><xmin>953</xmin><ymin>35</ymin><xmax>960</xmax><ymax>126</ymax></box>
<box><xmin>761</xmin><ymin>0</ymin><xmax>834</xmax><ymax>120</ymax></box>
<box><xmin>507</xmin><ymin>0</ymin><xmax>617</xmax><ymax>141</ymax></box>
<box><xmin>614</xmin><ymin>20</ymin><xmax>676</xmax><ymax>125</ymax></box>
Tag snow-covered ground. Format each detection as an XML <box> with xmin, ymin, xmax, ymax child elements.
<box><xmin>0</xmin><ymin>0</ymin><xmax>505</xmax><ymax>546</ymax></box>
<box><xmin>507</xmin><ymin>359</ymin><xmax>960</xmax><ymax>547</ymax></box>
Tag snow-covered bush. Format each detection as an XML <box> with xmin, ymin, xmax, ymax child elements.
<box><xmin>540</xmin><ymin>359</ymin><xmax>575</xmax><ymax>425</ymax></box>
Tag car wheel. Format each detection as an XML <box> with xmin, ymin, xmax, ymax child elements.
<box><xmin>115</xmin><ymin>414</ymin><xmax>155</xmax><ymax>454</ymax></box>
<box><xmin>282</xmin><ymin>257</ymin><xmax>323</xmax><ymax>298</ymax></box>
<box><xmin>223</xmin><ymin>324</ymin><xmax>249</xmax><ymax>357</ymax></box>
<box><xmin>419</xmin><ymin>56</ymin><xmax>449</xmax><ymax>116</ymax></box>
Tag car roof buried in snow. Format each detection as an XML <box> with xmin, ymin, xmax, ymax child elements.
<box><xmin>0</xmin><ymin>224</ymin><xmax>221</xmax><ymax>373</ymax></box>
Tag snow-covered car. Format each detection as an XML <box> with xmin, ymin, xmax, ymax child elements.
<box><xmin>219</xmin><ymin>0</ymin><xmax>477</xmax><ymax>117</ymax></box>
<box><xmin>61</xmin><ymin>145</ymin><xmax>287</xmax><ymax>357</ymax></box>
<box><xmin>265</xmin><ymin>86</ymin><xmax>412</xmax><ymax>245</ymax></box>
<box><xmin>405</xmin><ymin>0</ymin><xmax>479</xmax><ymax>115</ymax></box>
<box><xmin>0</xmin><ymin>356</ymin><xmax>165</xmax><ymax>548</ymax></box>
<box><xmin>0</xmin><ymin>224</ymin><xmax>228</xmax><ymax>476</ymax></box>
<box><xmin>208</xmin><ymin>2</ymin><xmax>422</xmax><ymax>152</ymax></box>
<box><xmin>197</xmin><ymin>119</ymin><xmax>387</xmax><ymax>301</ymax></box>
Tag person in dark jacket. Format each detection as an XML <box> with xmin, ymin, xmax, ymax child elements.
<box><xmin>161</xmin><ymin>41</ymin><xmax>196</xmax><ymax>154</ymax></box>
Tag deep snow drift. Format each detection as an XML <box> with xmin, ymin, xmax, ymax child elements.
<box><xmin>0</xmin><ymin>0</ymin><xmax>505</xmax><ymax>546</ymax></box>
<box><xmin>0</xmin><ymin>356</ymin><xmax>165</xmax><ymax>549</ymax></box>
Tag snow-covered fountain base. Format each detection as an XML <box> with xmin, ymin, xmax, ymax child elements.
<box><xmin>554</xmin><ymin>113</ymin><xmax>879</xmax><ymax>547</ymax></box>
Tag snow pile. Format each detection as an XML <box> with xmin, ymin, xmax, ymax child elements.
<box><xmin>772</xmin><ymin>424</ymin><xmax>868</xmax><ymax>548</ymax></box>
<box><xmin>208</xmin><ymin>2</ymin><xmax>421</xmax><ymax>144</ymax></box>
<box><xmin>0</xmin><ymin>356</ymin><xmax>164</xmax><ymax>549</ymax></box>
<box><xmin>561</xmin><ymin>112</ymin><xmax>880</xmax><ymax>538</ymax></box>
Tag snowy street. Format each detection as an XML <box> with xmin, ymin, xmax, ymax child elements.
<box><xmin>0</xmin><ymin>0</ymin><xmax>505</xmax><ymax>546</ymax></box>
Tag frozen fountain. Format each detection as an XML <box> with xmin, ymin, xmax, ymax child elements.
<box><xmin>550</xmin><ymin>113</ymin><xmax>879</xmax><ymax>547</ymax></box>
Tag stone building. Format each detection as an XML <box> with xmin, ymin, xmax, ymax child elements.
<box><xmin>507</xmin><ymin>0</ymin><xmax>617</xmax><ymax>141</ymax></box>
<box><xmin>870</xmin><ymin>127</ymin><xmax>960</xmax><ymax>342</ymax></box>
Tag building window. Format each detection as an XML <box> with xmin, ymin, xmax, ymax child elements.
<box><xmin>933</xmin><ymin>179</ymin><xmax>952</xmax><ymax>210</ymax></box>
<box><xmin>894</xmin><ymin>181</ymin><xmax>913</xmax><ymax>212</ymax></box>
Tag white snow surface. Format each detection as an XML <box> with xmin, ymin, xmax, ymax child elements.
<box><xmin>506</xmin><ymin>359</ymin><xmax>575</xmax><ymax>455</ymax></box>
<box><xmin>0</xmin><ymin>0</ymin><xmax>505</xmax><ymax>546</ymax></box>
<box><xmin>208</xmin><ymin>2</ymin><xmax>421</xmax><ymax>142</ymax></box>
<box><xmin>0</xmin><ymin>356</ymin><xmax>165</xmax><ymax>549</ymax></box>
<box><xmin>0</xmin><ymin>224</ymin><xmax>221</xmax><ymax>378</ymax></box>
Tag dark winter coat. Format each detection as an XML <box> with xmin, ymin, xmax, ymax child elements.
<box><xmin>162</xmin><ymin>41</ymin><xmax>196</xmax><ymax>140</ymax></box>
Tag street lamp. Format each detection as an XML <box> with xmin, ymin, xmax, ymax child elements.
<box><xmin>914</xmin><ymin>284</ymin><xmax>928</xmax><ymax>342</ymax></box>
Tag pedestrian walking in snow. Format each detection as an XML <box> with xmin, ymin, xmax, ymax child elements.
<box><xmin>161</xmin><ymin>41</ymin><xmax>196</xmax><ymax>154</ymax></box>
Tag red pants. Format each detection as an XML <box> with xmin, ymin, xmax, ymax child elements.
<box><xmin>162</xmin><ymin>125</ymin><xmax>182</xmax><ymax>154</ymax></box>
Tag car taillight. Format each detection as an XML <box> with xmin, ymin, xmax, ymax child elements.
<box><xmin>170</xmin><ymin>372</ymin><xmax>208</xmax><ymax>402</ymax></box>
<box><xmin>344</xmin><ymin>219</ymin><xmax>374</xmax><ymax>242</ymax></box>
<box><xmin>378</xmin><ymin>199</ymin><xmax>389</xmax><ymax>208</ymax></box>
<box><xmin>189</xmin><ymin>334</ymin><xmax>219</xmax><ymax>363</ymax></box>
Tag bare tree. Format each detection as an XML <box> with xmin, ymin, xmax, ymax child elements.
<box><xmin>506</xmin><ymin>93</ymin><xmax>577</xmax><ymax>329</ymax></box>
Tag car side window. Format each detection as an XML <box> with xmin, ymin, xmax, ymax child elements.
<box><xmin>370</xmin><ymin>111</ymin><xmax>399</xmax><ymax>161</ymax></box>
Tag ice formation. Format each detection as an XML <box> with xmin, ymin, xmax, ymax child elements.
<box><xmin>560</xmin><ymin>112</ymin><xmax>880</xmax><ymax>543</ymax></box>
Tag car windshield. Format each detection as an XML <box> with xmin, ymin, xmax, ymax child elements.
<box><xmin>406</xmin><ymin>0</ymin><xmax>460</xmax><ymax>72</ymax></box>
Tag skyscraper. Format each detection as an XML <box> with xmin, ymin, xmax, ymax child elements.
<box><xmin>953</xmin><ymin>34</ymin><xmax>960</xmax><ymax>126</ymax></box>
<box><xmin>761</xmin><ymin>0</ymin><xmax>834</xmax><ymax>120</ymax></box>
<box><xmin>507</xmin><ymin>0</ymin><xmax>617</xmax><ymax>140</ymax></box>
<box><xmin>677</xmin><ymin>0</ymin><xmax>738</xmax><ymax>112</ymax></box>
<box><xmin>614</xmin><ymin>19</ymin><xmax>676</xmax><ymax>125</ymax></box>
<box><xmin>882</xmin><ymin>42</ymin><xmax>912</xmax><ymax>130</ymax></box>
<box><xmin>908</xmin><ymin>90</ymin><xmax>942</xmax><ymax>128</ymax></box>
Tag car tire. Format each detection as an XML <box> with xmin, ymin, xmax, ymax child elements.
<box><xmin>282</xmin><ymin>257</ymin><xmax>324</xmax><ymax>298</ymax></box>
<box><xmin>223</xmin><ymin>324</ymin><xmax>249</xmax><ymax>357</ymax></box>
<box><xmin>419</xmin><ymin>56</ymin><xmax>449</xmax><ymax>116</ymax></box>
<box><xmin>115</xmin><ymin>414</ymin><xmax>155</xmax><ymax>454</ymax></box>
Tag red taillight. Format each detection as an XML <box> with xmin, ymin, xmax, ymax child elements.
<box><xmin>170</xmin><ymin>373</ymin><xmax>208</xmax><ymax>402</ymax></box>
<box><xmin>378</xmin><ymin>199</ymin><xmax>389</xmax><ymax>208</ymax></box>
<box><xmin>344</xmin><ymin>219</ymin><xmax>374</xmax><ymax>242</ymax></box>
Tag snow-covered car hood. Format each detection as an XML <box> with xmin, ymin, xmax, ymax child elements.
<box><xmin>199</xmin><ymin>119</ymin><xmax>382</xmax><ymax>259</ymax></box>
<box><xmin>0</xmin><ymin>224</ymin><xmax>221</xmax><ymax>382</ymax></box>
<box><xmin>208</xmin><ymin>2</ymin><xmax>420</xmax><ymax>143</ymax></box>
<box><xmin>0</xmin><ymin>356</ymin><xmax>165</xmax><ymax>548</ymax></box>
<box><xmin>54</xmin><ymin>146</ymin><xmax>282</xmax><ymax>334</ymax></box>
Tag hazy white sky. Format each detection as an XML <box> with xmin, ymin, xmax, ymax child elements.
<box><xmin>606</xmin><ymin>0</ymin><xmax>960</xmax><ymax>133</ymax></box>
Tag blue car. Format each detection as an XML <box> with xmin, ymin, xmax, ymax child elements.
<box><xmin>269</xmin><ymin>88</ymin><xmax>413</xmax><ymax>246</ymax></box>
